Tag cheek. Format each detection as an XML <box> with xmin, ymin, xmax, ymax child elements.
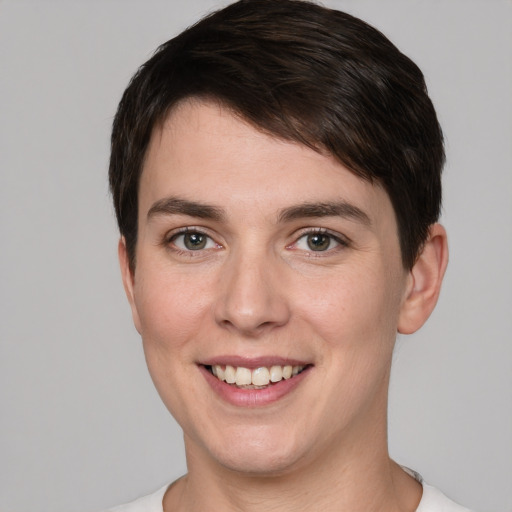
<box><xmin>295</xmin><ymin>262</ymin><xmax>403</xmax><ymax>352</ymax></box>
<box><xmin>132</xmin><ymin>267</ymin><xmax>216</xmax><ymax>420</ymax></box>
<box><xmin>133</xmin><ymin>267</ymin><xmax>214</xmax><ymax>355</ymax></box>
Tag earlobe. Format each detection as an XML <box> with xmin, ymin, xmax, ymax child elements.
<box><xmin>118</xmin><ymin>237</ymin><xmax>142</xmax><ymax>334</ymax></box>
<box><xmin>398</xmin><ymin>223</ymin><xmax>449</xmax><ymax>335</ymax></box>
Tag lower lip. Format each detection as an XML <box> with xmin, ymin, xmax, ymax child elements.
<box><xmin>199</xmin><ymin>365</ymin><xmax>311</xmax><ymax>407</ymax></box>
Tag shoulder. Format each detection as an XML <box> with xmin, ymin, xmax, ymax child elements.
<box><xmin>417</xmin><ymin>483</ymin><xmax>474</xmax><ymax>512</ymax></box>
<box><xmin>401</xmin><ymin>466</ymin><xmax>474</xmax><ymax>512</ymax></box>
<box><xmin>102</xmin><ymin>484</ymin><xmax>169</xmax><ymax>512</ymax></box>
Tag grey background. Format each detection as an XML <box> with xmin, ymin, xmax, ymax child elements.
<box><xmin>1</xmin><ymin>1</ymin><xmax>511</xmax><ymax>511</ymax></box>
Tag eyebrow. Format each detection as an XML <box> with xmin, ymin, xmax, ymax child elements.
<box><xmin>147</xmin><ymin>196</ymin><xmax>370</xmax><ymax>226</ymax></box>
<box><xmin>147</xmin><ymin>197</ymin><xmax>225</xmax><ymax>222</ymax></box>
<box><xmin>277</xmin><ymin>201</ymin><xmax>371</xmax><ymax>226</ymax></box>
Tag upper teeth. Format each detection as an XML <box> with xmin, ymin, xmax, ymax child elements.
<box><xmin>211</xmin><ymin>364</ymin><xmax>305</xmax><ymax>387</ymax></box>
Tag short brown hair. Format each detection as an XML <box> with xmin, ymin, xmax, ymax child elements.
<box><xmin>109</xmin><ymin>0</ymin><xmax>445</xmax><ymax>271</ymax></box>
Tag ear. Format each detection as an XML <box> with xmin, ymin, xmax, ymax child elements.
<box><xmin>118</xmin><ymin>237</ymin><xmax>142</xmax><ymax>334</ymax></box>
<box><xmin>398</xmin><ymin>223</ymin><xmax>449</xmax><ymax>334</ymax></box>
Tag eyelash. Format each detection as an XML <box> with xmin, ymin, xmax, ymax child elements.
<box><xmin>290</xmin><ymin>228</ymin><xmax>349</xmax><ymax>255</ymax></box>
<box><xmin>165</xmin><ymin>227</ymin><xmax>222</xmax><ymax>255</ymax></box>
<box><xmin>164</xmin><ymin>227</ymin><xmax>349</xmax><ymax>256</ymax></box>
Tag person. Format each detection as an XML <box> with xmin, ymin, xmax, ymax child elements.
<box><xmin>107</xmin><ymin>1</ymin><xmax>472</xmax><ymax>510</ymax></box>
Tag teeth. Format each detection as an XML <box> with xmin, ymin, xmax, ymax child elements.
<box><xmin>252</xmin><ymin>367</ymin><xmax>270</xmax><ymax>386</ymax></box>
<box><xmin>216</xmin><ymin>366</ymin><xmax>225</xmax><ymax>381</ymax></box>
<box><xmin>210</xmin><ymin>364</ymin><xmax>305</xmax><ymax>387</ymax></box>
<box><xmin>270</xmin><ymin>365</ymin><xmax>283</xmax><ymax>382</ymax></box>
<box><xmin>224</xmin><ymin>365</ymin><xmax>236</xmax><ymax>384</ymax></box>
<box><xmin>235</xmin><ymin>367</ymin><xmax>252</xmax><ymax>386</ymax></box>
<box><xmin>283</xmin><ymin>365</ymin><xmax>293</xmax><ymax>379</ymax></box>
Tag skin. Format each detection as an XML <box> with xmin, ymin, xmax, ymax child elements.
<box><xmin>119</xmin><ymin>99</ymin><xmax>448</xmax><ymax>512</ymax></box>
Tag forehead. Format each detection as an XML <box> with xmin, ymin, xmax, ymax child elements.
<box><xmin>139</xmin><ymin>100</ymin><xmax>395</xmax><ymax>228</ymax></box>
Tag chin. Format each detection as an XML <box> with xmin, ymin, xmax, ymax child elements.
<box><xmin>216</xmin><ymin>449</ymin><xmax>303</xmax><ymax>476</ymax></box>
<box><xmin>198</xmin><ymin>427</ymin><xmax>308</xmax><ymax>476</ymax></box>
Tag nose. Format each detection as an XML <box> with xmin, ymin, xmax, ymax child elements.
<box><xmin>214</xmin><ymin>247</ymin><xmax>291</xmax><ymax>337</ymax></box>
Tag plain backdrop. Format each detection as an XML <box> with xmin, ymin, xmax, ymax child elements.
<box><xmin>1</xmin><ymin>1</ymin><xmax>511</xmax><ymax>511</ymax></box>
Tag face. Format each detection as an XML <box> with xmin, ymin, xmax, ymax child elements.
<box><xmin>121</xmin><ymin>100</ymin><xmax>413</xmax><ymax>475</ymax></box>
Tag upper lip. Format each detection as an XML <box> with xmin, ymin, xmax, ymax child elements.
<box><xmin>199</xmin><ymin>355</ymin><xmax>312</xmax><ymax>369</ymax></box>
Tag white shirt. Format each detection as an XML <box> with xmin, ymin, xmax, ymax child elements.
<box><xmin>105</xmin><ymin>478</ymin><xmax>473</xmax><ymax>512</ymax></box>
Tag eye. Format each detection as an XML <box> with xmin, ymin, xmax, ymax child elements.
<box><xmin>293</xmin><ymin>231</ymin><xmax>345</xmax><ymax>253</ymax></box>
<box><xmin>170</xmin><ymin>231</ymin><xmax>218</xmax><ymax>251</ymax></box>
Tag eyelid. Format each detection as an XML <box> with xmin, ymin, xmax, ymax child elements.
<box><xmin>164</xmin><ymin>226</ymin><xmax>223</xmax><ymax>252</ymax></box>
<box><xmin>165</xmin><ymin>225</ymin><xmax>212</xmax><ymax>240</ymax></box>
<box><xmin>288</xmin><ymin>227</ymin><xmax>350</xmax><ymax>252</ymax></box>
<box><xmin>161</xmin><ymin>225</ymin><xmax>349</xmax><ymax>254</ymax></box>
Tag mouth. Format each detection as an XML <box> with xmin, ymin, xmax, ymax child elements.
<box><xmin>204</xmin><ymin>364</ymin><xmax>309</xmax><ymax>390</ymax></box>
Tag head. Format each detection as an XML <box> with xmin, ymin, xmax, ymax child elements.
<box><xmin>109</xmin><ymin>0</ymin><xmax>445</xmax><ymax>274</ymax></box>
<box><xmin>109</xmin><ymin>0</ymin><xmax>448</xmax><ymax>477</ymax></box>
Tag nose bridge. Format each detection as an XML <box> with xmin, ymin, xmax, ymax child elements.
<box><xmin>214</xmin><ymin>241</ymin><xmax>290</xmax><ymax>335</ymax></box>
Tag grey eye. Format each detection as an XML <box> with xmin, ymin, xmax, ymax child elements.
<box><xmin>172</xmin><ymin>231</ymin><xmax>216</xmax><ymax>251</ymax></box>
<box><xmin>306</xmin><ymin>233</ymin><xmax>332</xmax><ymax>251</ymax></box>
<box><xmin>294</xmin><ymin>232</ymin><xmax>342</xmax><ymax>252</ymax></box>
<box><xmin>183</xmin><ymin>232</ymin><xmax>207</xmax><ymax>250</ymax></box>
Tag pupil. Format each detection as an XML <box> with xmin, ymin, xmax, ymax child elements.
<box><xmin>184</xmin><ymin>233</ymin><xmax>206</xmax><ymax>250</ymax></box>
<box><xmin>307</xmin><ymin>233</ymin><xmax>330</xmax><ymax>251</ymax></box>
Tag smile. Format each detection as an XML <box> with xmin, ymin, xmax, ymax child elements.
<box><xmin>207</xmin><ymin>364</ymin><xmax>307</xmax><ymax>389</ymax></box>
